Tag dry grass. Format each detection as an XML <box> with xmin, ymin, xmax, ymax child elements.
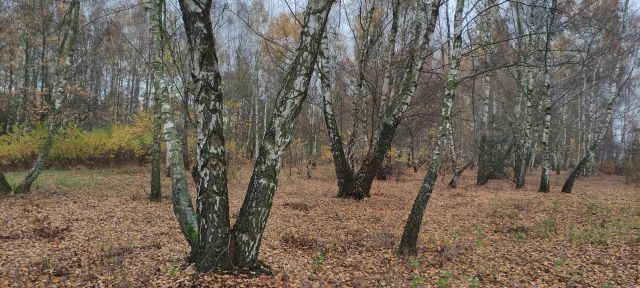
<box><xmin>0</xmin><ymin>165</ymin><xmax>638</xmax><ymax>287</ymax></box>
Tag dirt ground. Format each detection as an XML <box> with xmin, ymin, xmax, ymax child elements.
<box><xmin>1</xmin><ymin>165</ymin><xmax>638</xmax><ymax>287</ymax></box>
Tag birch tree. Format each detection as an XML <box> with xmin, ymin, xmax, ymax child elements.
<box><xmin>399</xmin><ymin>0</ymin><xmax>463</xmax><ymax>256</ymax></box>
<box><xmin>562</xmin><ymin>0</ymin><xmax>630</xmax><ymax>193</ymax></box>
<box><xmin>18</xmin><ymin>0</ymin><xmax>80</xmax><ymax>194</ymax></box>
<box><xmin>514</xmin><ymin>0</ymin><xmax>540</xmax><ymax>189</ymax></box>
<box><xmin>147</xmin><ymin>0</ymin><xmax>164</xmax><ymax>201</ymax></box>
<box><xmin>319</xmin><ymin>30</ymin><xmax>354</xmax><ymax>197</ymax></box>
<box><xmin>476</xmin><ymin>0</ymin><xmax>498</xmax><ymax>185</ymax></box>
<box><xmin>171</xmin><ymin>0</ymin><xmax>334</xmax><ymax>272</ymax></box>
<box><xmin>346</xmin><ymin>0</ymin><xmax>375</xmax><ymax>170</ymax></box>
<box><xmin>231</xmin><ymin>0</ymin><xmax>334</xmax><ymax>268</ymax></box>
<box><xmin>538</xmin><ymin>0</ymin><xmax>557</xmax><ymax>192</ymax></box>
<box><xmin>343</xmin><ymin>0</ymin><xmax>442</xmax><ymax>199</ymax></box>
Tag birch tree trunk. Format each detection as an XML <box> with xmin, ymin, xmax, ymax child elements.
<box><xmin>148</xmin><ymin>0</ymin><xmax>204</xmax><ymax>257</ymax></box>
<box><xmin>475</xmin><ymin>0</ymin><xmax>498</xmax><ymax>186</ymax></box>
<box><xmin>515</xmin><ymin>0</ymin><xmax>539</xmax><ymax>188</ymax></box>
<box><xmin>349</xmin><ymin>0</ymin><xmax>442</xmax><ymax>199</ymax></box>
<box><xmin>178</xmin><ymin>0</ymin><xmax>232</xmax><ymax>271</ymax></box>
<box><xmin>181</xmin><ymin>88</ymin><xmax>191</xmax><ymax>168</ymax></box>
<box><xmin>375</xmin><ymin>0</ymin><xmax>400</xmax><ymax>142</ymax></box>
<box><xmin>447</xmin><ymin>127</ymin><xmax>460</xmax><ymax>188</ymax></box>
<box><xmin>150</xmin><ymin>69</ymin><xmax>162</xmax><ymax>201</ymax></box>
<box><xmin>319</xmin><ymin>31</ymin><xmax>355</xmax><ymax>197</ymax></box>
<box><xmin>19</xmin><ymin>0</ymin><xmax>79</xmax><ymax>194</ymax></box>
<box><xmin>538</xmin><ymin>0</ymin><xmax>557</xmax><ymax>193</ymax></box>
<box><xmin>21</xmin><ymin>28</ymin><xmax>31</xmax><ymax>132</ymax></box>
<box><xmin>346</xmin><ymin>0</ymin><xmax>375</xmax><ymax>170</ymax></box>
<box><xmin>583</xmin><ymin>60</ymin><xmax>600</xmax><ymax>176</ymax></box>
<box><xmin>231</xmin><ymin>0</ymin><xmax>334</xmax><ymax>269</ymax></box>
<box><xmin>563</xmin><ymin>0</ymin><xmax>629</xmax><ymax>193</ymax></box>
<box><xmin>254</xmin><ymin>58</ymin><xmax>261</xmax><ymax>159</ymax></box>
<box><xmin>398</xmin><ymin>0</ymin><xmax>463</xmax><ymax>256</ymax></box>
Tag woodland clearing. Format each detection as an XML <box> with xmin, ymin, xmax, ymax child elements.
<box><xmin>1</xmin><ymin>165</ymin><xmax>638</xmax><ymax>287</ymax></box>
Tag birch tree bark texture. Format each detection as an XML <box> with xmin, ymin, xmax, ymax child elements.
<box><xmin>231</xmin><ymin>0</ymin><xmax>334</xmax><ymax>268</ymax></box>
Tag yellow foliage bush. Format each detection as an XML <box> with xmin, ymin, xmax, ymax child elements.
<box><xmin>0</xmin><ymin>114</ymin><xmax>154</xmax><ymax>168</ymax></box>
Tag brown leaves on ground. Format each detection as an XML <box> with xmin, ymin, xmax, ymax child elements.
<box><xmin>0</xmin><ymin>165</ymin><xmax>638</xmax><ymax>287</ymax></box>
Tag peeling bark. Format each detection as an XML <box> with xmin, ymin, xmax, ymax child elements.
<box><xmin>178</xmin><ymin>0</ymin><xmax>231</xmax><ymax>272</ymax></box>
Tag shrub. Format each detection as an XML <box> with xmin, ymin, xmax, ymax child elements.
<box><xmin>0</xmin><ymin>114</ymin><xmax>154</xmax><ymax>169</ymax></box>
<box><xmin>599</xmin><ymin>162</ymin><xmax>616</xmax><ymax>175</ymax></box>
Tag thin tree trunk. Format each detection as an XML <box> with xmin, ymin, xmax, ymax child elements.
<box><xmin>150</xmin><ymin>91</ymin><xmax>163</xmax><ymax>199</ymax></box>
<box><xmin>346</xmin><ymin>0</ymin><xmax>375</xmax><ymax>169</ymax></box>
<box><xmin>231</xmin><ymin>0</ymin><xmax>334</xmax><ymax>269</ymax></box>
<box><xmin>538</xmin><ymin>0</ymin><xmax>557</xmax><ymax>192</ymax></box>
<box><xmin>22</xmin><ymin>27</ymin><xmax>32</xmax><ymax>131</ymax></box>
<box><xmin>148</xmin><ymin>0</ymin><xmax>163</xmax><ymax>201</ymax></box>
<box><xmin>447</xmin><ymin>120</ymin><xmax>460</xmax><ymax>188</ymax></box>
<box><xmin>376</xmin><ymin>0</ymin><xmax>400</xmax><ymax>141</ymax></box>
<box><xmin>319</xmin><ymin>31</ymin><xmax>355</xmax><ymax>197</ymax></box>
<box><xmin>583</xmin><ymin>60</ymin><xmax>600</xmax><ymax>176</ymax></box>
<box><xmin>399</xmin><ymin>0</ymin><xmax>461</xmax><ymax>256</ymax></box>
<box><xmin>475</xmin><ymin>0</ymin><xmax>497</xmax><ymax>186</ymax></box>
<box><xmin>19</xmin><ymin>0</ymin><xmax>79</xmax><ymax>194</ymax></box>
<box><xmin>563</xmin><ymin>0</ymin><xmax>629</xmax><ymax>193</ymax></box>
<box><xmin>350</xmin><ymin>1</ymin><xmax>441</xmax><ymax>199</ymax></box>
<box><xmin>148</xmin><ymin>0</ymin><xmax>201</xmax><ymax>254</ymax></box>
<box><xmin>515</xmin><ymin>0</ymin><xmax>538</xmax><ymax>188</ymax></box>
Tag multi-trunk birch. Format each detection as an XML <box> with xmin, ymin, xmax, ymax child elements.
<box><xmin>232</xmin><ymin>0</ymin><xmax>334</xmax><ymax>268</ymax></box>
<box><xmin>171</xmin><ymin>0</ymin><xmax>334</xmax><ymax>272</ymax></box>
<box><xmin>398</xmin><ymin>0</ymin><xmax>463</xmax><ymax>256</ymax></box>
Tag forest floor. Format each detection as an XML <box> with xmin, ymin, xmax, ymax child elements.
<box><xmin>0</xmin><ymin>164</ymin><xmax>639</xmax><ymax>287</ymax></box>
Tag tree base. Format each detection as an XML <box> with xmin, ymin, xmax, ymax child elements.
<box><xmin>0</xmin><ymin>173</ymin><xmax>11</xmax><ymax>195</ymax></box>
<box><xmin>397</xmin><ymin>244</ymin><xmax>417</xmax><ymax>256</ymax></box>
<box><xmin>235</xmin><ymin>261</ymin><xmax>274</xmax><ymax>277</ymax></box>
